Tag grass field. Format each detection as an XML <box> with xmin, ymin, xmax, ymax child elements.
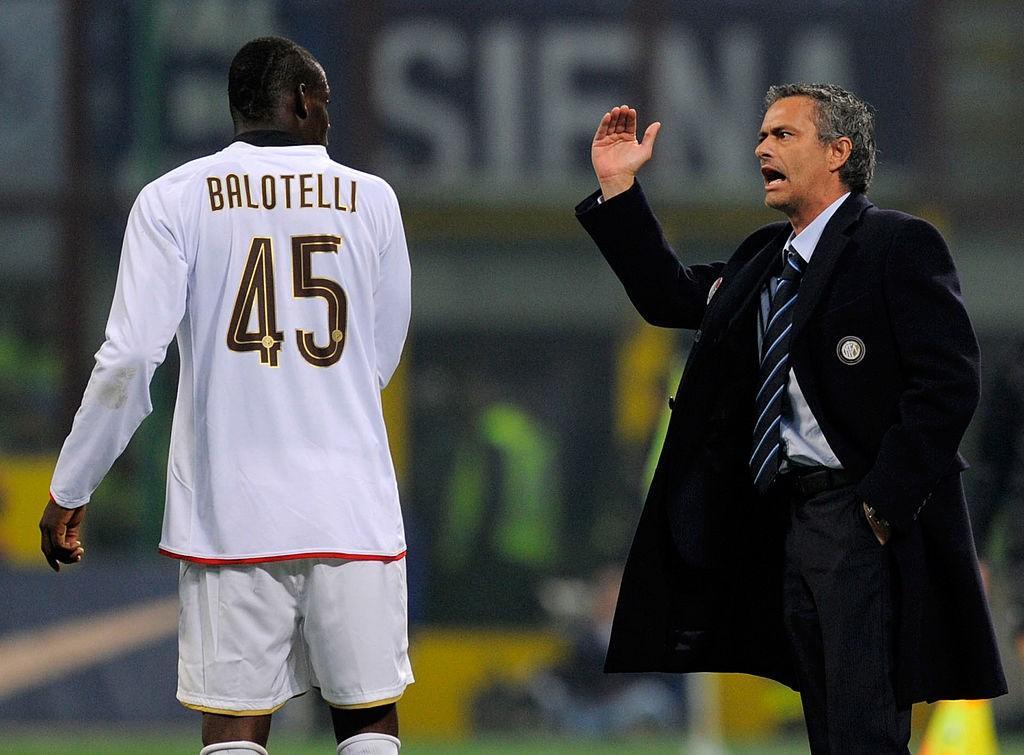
<box><xmin>0</xmin><ymin>734</ymin><xmax>803</xmax><ymax>754</ymax></box>
<box><xmin>4</xmin><ymin>733</ymin><xmax>1024</xmax><ymax>754</ymax></box>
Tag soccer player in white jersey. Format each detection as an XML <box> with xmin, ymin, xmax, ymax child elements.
<box><xmin>39</xmin><ymin>37</ymin><xmax>412</xmax><ymax>755</ymax></box>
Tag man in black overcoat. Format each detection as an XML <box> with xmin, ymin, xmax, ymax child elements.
<box><xmin>575</xmin><ymin>84</ymin><xmax>1006</xmax><ymax>753</ymax></box>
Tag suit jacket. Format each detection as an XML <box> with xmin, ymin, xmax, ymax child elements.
<box><xmin>576</xmin><ymin>182</ymin><xmax>1006</xmax><ymax>706</ymax></box>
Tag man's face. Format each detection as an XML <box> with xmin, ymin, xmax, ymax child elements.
<box><xmin>755</xmin><ymin>96</ymin><xmax>837</xmax><ymax>219</ymax></box>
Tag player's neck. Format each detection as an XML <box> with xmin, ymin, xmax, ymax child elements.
<box><xmin>233</xmin><ymin>129</ymin><xmax>304</xmax><ymax>147</ymax></box>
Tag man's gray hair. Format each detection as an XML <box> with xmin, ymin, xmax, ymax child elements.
<box><xmin>765</xmin><ymin>83</ymin><xmax>876</xmax><ymax>194</ymax></box>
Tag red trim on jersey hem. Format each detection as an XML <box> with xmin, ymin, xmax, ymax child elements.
<box><xmin>157</xmin><ymin>547</ymin><xmax>407</xmax><ymax>565</ymax></box>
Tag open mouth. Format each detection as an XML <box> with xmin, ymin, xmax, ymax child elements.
<box><xmin>761</xmin><ymin>166</ymin><xmax>786</xmax><ymax>187</ymax></box>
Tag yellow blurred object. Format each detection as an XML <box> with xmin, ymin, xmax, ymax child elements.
<box><xmin>0</xmin><ymin>455</ymin><xmax>54</xmax><ymax>566</ymax></box>
<box><xmin>718</xmin><ymin>673</ymin><xmax>802</xmax><ymax>738</ymax></box>
<box><xmin>919</xmin><ymin>699</ymin><xmax>998</xmax><ymax>755</ymax></box>
<box><xmin>400</xmin><ymin>628</ymin><xmax>566</xmax><ymax>738</ymax></box>
<box><xmin>615</xmin><ymin>323</ymin><xmax>676</xmax><ymax>445</ymax></box>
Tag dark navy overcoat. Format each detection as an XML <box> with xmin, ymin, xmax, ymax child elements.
<box><xmin>576</xmin><ymin>183</ymin><xmax>1007</xmax><ymax>706</ymax></box>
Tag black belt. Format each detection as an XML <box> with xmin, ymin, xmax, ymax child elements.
<box><xmin>776</xmin><ymin>467</ymin><xmax>857</xmax><ymax>498</ymax></box>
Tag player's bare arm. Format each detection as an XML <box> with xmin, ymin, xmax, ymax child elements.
<box><xmin>39</xmin><ymin>499</ymin><xmax>86</xmax><ymax>572</ymax></box>
<box><xmin>591</xmin><ymin>105</ymin><xmax>662</xmax><ymax>201</ymax></box>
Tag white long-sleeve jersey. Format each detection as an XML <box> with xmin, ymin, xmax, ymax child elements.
<box><xmin>50</xmin><ymin>140</ymin><xmax>411</xmax><ymax>563</ymax></box>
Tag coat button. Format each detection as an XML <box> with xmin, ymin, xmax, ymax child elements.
<box><xmin>694</xmin><ymin>329</ymin><xmax>702</xmax><ymax>343</ymax></box>
<box><xmin>668</xmin><ymin>396</ymin><xmax>676</xmax><ymax>410</ymax></box>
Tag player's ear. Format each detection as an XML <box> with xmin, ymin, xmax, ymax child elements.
<box><xmin>294</xmin><ymin>82</ymin><xmax>309</xmax><ymax>119</ymax></box>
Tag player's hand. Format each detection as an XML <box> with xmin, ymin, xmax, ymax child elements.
<box><xmin>591</xmin><ymin>105</ymin><xmax>662</xmax><ymax>201</ymax></box>
<box><xmin>39</xmin><ymin>498</ymin><xmax>87</xmax><ymax>572</ymax></box>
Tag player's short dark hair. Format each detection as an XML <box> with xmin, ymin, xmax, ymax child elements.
<box><xmin>765</xmin><ymin>83</ymin><xmax>877</xmax><ymax>193</ymax></box>
<box><xmin>228</xmin><ymin>37</ymin><xmax>323</xmax><ymax>124</ymax></box>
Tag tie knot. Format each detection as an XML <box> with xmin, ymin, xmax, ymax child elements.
<box><xmin>780</xmin><ymin>249</ymin><xmax>806</xmax><ymax>281</ymax></box>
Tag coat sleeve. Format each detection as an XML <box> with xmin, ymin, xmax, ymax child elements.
<box><xmin>575</xmin><ymin>181</ymin><xmax>724</xmax><ymax>329</ymax></box>
<box><xmin>856</xmin><ymin>216</ymin><xmax>980</xmax><ymax>532</ymax></box>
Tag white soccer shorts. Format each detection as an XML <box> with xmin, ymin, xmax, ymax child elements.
<box><xmin>176</xmin><ymin>558</ymin><xmax>414</xmax><ymax>715</ymax></box>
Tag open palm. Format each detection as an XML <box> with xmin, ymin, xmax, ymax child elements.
<box><xmin>591</xmin><ymin>105</ymin><xmax>662</xmax><ymax>199</ymax></box>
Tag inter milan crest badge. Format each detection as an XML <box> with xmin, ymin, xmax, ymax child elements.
<box><xmin>837</xmin><ymin>336</ymin><xmax>866</xmax><ymax>365</ymax></box>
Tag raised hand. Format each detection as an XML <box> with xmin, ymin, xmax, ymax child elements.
<box><xmin>40</xmin><ymin>498</ymin><xmax>87</xmax><ymax>572</ymax></box>
<box><xmin>591</xmin><ymin>105</ymin><xmax>662</xmax><ymax>201</ymax></box>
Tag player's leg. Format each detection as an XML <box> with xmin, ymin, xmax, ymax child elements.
<box><xmin>200</xmin><ymin>712</ymin><xmax>272</xmax><ymax>751</ymax></box>
<box><xmin>331</xmin><ymin>703</ymin><xmax>400</xmax><ymax>753</ymax></box>
<box><xmin>302</xmin><ymin>558</ymin><xmax>414</xmax><ymax>753</ymax></box>
<box><xmin>177</xmin><ymin>561</ymin><xmax>311</xmax><ymax>752</ymax></box>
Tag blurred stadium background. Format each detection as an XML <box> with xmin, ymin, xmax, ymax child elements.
<box><xmin>1</xmin><ymin>0</ymin><xmax>1022</xmax><ymax>752</ymax></box>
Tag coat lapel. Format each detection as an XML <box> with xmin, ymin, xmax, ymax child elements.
<box><xmin>791</xmin><ymin>193</ymin><xmax>872</xmax><ymax>339</ymax></box>
<box><xmin>715</xmin><ymin>227</ymin><xmax>789</xmax><ymax>337</ymax></box>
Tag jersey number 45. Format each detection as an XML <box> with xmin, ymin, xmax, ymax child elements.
<box><xmin>227</xmin><ymin>234</ymin><xmax>347</xmax><ymax>368</ymax></box>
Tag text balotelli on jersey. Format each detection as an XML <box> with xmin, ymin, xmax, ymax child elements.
<box><xmin>206</xmin><ymin>173</ymin><xmax>358</xmax><ymax>213</ymax></box>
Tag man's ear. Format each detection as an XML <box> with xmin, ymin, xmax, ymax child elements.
<box><xmin>294</xmin><ymin>82</ymin><xmax>309</xmax><ymax>119</ymax></box>
<box><xmin>828</xmin><ymin>136</ymin><xmax>853</xmax><ymax>174</ymax></box>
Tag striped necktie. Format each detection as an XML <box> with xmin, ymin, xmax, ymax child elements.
<box><xmin>750</xmin><ymin>248</ymin><xmax>807</xmax><ymax>494</ymax></box>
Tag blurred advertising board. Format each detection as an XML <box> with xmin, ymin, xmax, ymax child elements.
<box><xmin>0</xmin><ymin>0</ymin><xmax>924</xmax><ymax>203</ymax></box>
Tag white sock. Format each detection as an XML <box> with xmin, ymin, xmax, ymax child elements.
<box><xmin>200</xmin><ymin>742</ymin><xmax>269</xmax><ymax>755</ymax></box>
<box><xmin>336</xmin><ymin>732</ymin><xmax>401</xmax><ymax>754</ymax></box>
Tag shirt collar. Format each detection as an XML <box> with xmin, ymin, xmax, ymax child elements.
<box><xmin>785</xmin><ymin>192</ymin><xmax>851</xmax><ymax>264</ymax></box>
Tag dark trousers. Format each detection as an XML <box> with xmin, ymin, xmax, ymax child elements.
<box><xmin>782</xmin><ymin>484</ymin><xmax>911</xmax><ymax>754</ymax></box>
